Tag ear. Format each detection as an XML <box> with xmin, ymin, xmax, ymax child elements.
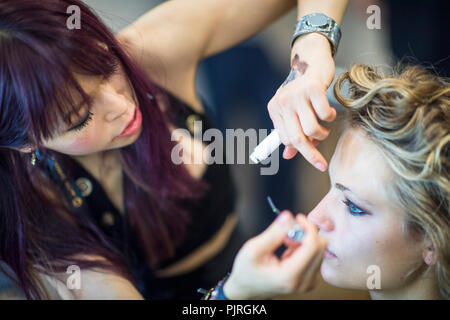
<box><xmin>422</xmin><ymin>239</ymin><xmax>438</xmax><ymax>266</ymax></box>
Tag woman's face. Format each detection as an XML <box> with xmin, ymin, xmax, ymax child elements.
<box><xmin>42</xmin><ymin>64</ymin><xmax>143</xmax><ymax>155</ymax></box>
<box><xmin>307</xmin><ymin>128</ymin><xmax>425</xmax><ymax>291</ymax></box>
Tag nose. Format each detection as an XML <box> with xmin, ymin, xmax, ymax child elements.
<box><xmin>307</xmin><ymin>196</ymin><xmax>335</xmax><ymax>232</ymax></box>
<box><xmin>101</xmin><ymin>82</ymin><xmax>131</xmax><ymax>122</ymax></box>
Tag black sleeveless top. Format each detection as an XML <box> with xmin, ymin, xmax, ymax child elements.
<box><xmin>66</xmin><ymin>91</ymin><xmax>242</xmax><ymax>299</ymax></box>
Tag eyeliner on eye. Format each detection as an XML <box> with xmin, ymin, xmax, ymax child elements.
<box><xmin>68</xmin><ymin>110</ymin><xmax>93</xmax><ymax>132</ymax></box>
<box><xmin>342</xmin><ymin>198</ymin><xmax>370</xmax><ymax>216</ymax></box>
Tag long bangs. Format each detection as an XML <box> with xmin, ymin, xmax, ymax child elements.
<box><xmin>0</xmin><ymin>0</ymin><xmax>122</xmax><ymax>148</ymax></box>
<box><xmin>0</xmin><ymin>0</ymin><xmax>209</xmax><ymax>298</ymax></box>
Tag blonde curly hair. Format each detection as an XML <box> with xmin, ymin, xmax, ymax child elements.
<box><xmin>334</xmin><ymin>64</ymin><xmax>450</xmax><ymax>299</ymax></box>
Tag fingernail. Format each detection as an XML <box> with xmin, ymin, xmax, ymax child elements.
<box><xmin>315</xmin><ymin>162</ymin><xmax>326</xmax><ymax>172</ymax></box>
<box><xmin>277</xmin><ymin>212</ymin><xmax>291</xmax><ymax>226</ymax></box>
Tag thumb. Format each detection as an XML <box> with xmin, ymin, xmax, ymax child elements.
<box><xmin>251</xmin><ymin>211</ymin><xmax>293</xmax><ymax>257</ymax></box>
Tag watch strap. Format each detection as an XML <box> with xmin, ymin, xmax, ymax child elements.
<box><xmin>291</xmin><ymin>13</ymin><xmax>342</xmax><ymax>57</ymax></box>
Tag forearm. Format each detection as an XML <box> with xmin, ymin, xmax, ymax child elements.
<box><xmin>202</xmin><ymin>0</ymin><xmax>297</xmax><ymax>57</ymax></box>
<box><xmin>297</xmin><ymin>0</ymin><xmax>348</xmax><ymax>23</ymax></box>
<box><xmin>120</xmin><ymin>0</ymin><xmax>297</xmax><ymax>78</ymax></box>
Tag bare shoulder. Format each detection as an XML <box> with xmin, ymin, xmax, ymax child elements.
<box><xmin>37</xmin><ymin>255</ymin><xmax>143</xmax><ymax>300</ymax></box>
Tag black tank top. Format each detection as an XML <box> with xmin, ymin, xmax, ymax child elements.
<box><xmin>66</xmin><ymin>90</ymin><xmax>238</xmax><ymax>298</ymax></box>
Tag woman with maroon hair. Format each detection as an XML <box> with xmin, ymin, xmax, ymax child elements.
<box><xmin>0</xmin><ymin>0</ymin><xmax>345</xmax><ymax>299</ymax></box>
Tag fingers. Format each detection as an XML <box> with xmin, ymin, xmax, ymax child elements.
<box><xmin>281</xmin><ymin>214</ymin><xmax>327</xmax><ymax>279</ymax></box>
<box><xmin>294</xmin><ymin>100</ymin><xmax>331</xmax><ymax>141</ymax></box>
<box><xmin>292</xmin><ymin>221</ymin><xmax>326</xmax><ymax>291</ymax></box>
<box><xmin>268</xmin><ymin>92</ymin><xmax>330</xmax><ymax>171</ymax></box>
<box><xmin>267</xmin><ymin>98</ymin><xmax>290</xmax><ymax>148</ymax></box>
<box><xmin>282</xmin><ymin>146</ymin><xmax>298</xmax><ymax>160</ymax></box>
<box><xmin>268</xmin><ymin>105</ymin><xmax>296</xmax><ymax>161</ymax></box>
<box><xmin>284</xmin><ymin>118</ymin><xmax>328</xmax><ymax>171</ymax></box>
<box><xmin>248</xmin><ymin>211</ymin><xmax>294</xmax><ymax>259</ymax></box>
<box><xmin>309</xmin><ymin>86</ymin><xmax>337</xmax><ymax>123</ymax></box>
<box><xmin>310</xmin><ymin>137</ymin><xmax>320</xmax><ymax>147</ymax></box>
<box><xmin>295</xmin><ymin>246</ymin><xmax>324</xmax><ymax>292</ymax></box>
<box><xmin>281</xmin><ymin>243</ymin><xmax>301</xmax><ymax>259</ymax></box>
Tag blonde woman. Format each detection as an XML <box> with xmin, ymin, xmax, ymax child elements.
<box><xmin>221</xmin><ymin>64</ymin><xmax>449</xmax><ymax>300</ymax></box>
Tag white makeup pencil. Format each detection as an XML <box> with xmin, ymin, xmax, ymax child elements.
<box><xmin>250</xmin><ymin>130</ymin><xmax>281</xmax><ymax>164</ymax></box>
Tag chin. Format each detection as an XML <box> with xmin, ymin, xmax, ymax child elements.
<box><xmin>320</xmin><ymin>261</ymin><xmax>347</xmax><ymax>288</ymax></box>
<box><xmin>320</xmin><ymin>262</ymin><xmax>339</xmax><ymax>286</ymax></box>
<box><xmin>321</xmin><ymin>263</ymin><xmax>367</xmax><ymax>291</ymax></box>
<box><xmin>113</xmin><ymin>126</ymin><xmax>143</xmax><ymax>148</ymax></box>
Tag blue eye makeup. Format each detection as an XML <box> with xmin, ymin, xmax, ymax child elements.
<box><xmin>342</xmin><ymin>199</ymin><xmax>368</xmax><ymax>216</ymax></box>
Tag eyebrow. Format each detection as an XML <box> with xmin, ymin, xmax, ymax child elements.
<box><xmin>335</xmin><ymin>182</ymin><xmax>350</xmax><ymax>192</ymax></box>
<box><xmin>335</xmin><ymin>182</ymin><xmax>374</xmax><ymax>207</ymax></box>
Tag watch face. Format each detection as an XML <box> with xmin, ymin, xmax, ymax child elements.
<box><xmin>306</xmin><ymin>14</ymin><xmax>329</xmax><ymax>28</ymax></box>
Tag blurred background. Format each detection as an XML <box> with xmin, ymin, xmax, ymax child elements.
<box><xmin>2</xmin><ymin>0</ymin><xmax>443</xmax><ymax>300</ymax></box>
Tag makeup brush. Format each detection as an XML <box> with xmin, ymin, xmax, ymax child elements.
<box><xmin>267</xmin><ymin>196</ymin><xmax>304</xmax><ymax>242</ymax></box>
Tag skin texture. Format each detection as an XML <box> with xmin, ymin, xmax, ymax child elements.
<box><xmin>268</xmin><ymin>33</ymin><xmax>336</xmax><ymax>170</ymax></box>
<box><xmin>281</xmin><ymin>54</ymin><xmax>309</xmax><ymax>87</ymax></box>
<box><xmin>307</xmin><ymin>128</ymin><xmax>441</xmax><ymax>299</ymax></box>
<box><xmin>42</xmin><ymin>63</ymin><xmax>142</xmax><ymax>157</ymax></box>
<box><xmin>272</xmin><ymin>0</ymin><xmax>347</xmax><ymax>168</ymax></box>
<box><xmin>224</xmin><ymin>212</ymin><xmax>327</xmax><ymax>300</ymax></box>
<box><xmin>292</xmin><ymin>54</ymin><xmax>309</xmax><ymax>76</ymax></box>
<box><xmin>11</xmin><ymin>0</ymin><xmax>350</xmax><ymax>300</ymax></box>
<box><xmin>224</xmin><ymin>128</ymin><xmax>440</xmax><ymax>300</ymax></box>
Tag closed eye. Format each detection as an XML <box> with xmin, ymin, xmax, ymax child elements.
<box><xmin>342</xmin><ymin>199</ymin><xmax>368</xmax><ymax>216</ymax></box>
<box><xmin>68</xmin><ymin>110</ymin><xmax>94</xmax><ymax>132</ymax></box>
<box><xmin>66</xmin><ymin>74</ymin><xmax>107</xmax><ymax>133</ymax></box>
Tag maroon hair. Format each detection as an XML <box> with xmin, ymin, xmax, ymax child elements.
<box><xmin>0</xmin><ymin>0</ymin><xmax>206</xmax><ymax>298</ymax></box>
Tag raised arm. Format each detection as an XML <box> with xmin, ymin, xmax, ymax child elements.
<box><xmin>117</xmin><ymin>0</ymin><xmax>296</xmax><ymax>98</ymax></box>
<box><xmin>296</xmin><ymin>0</ymin><xmax>347</xmax><ymax>22</ymax></box>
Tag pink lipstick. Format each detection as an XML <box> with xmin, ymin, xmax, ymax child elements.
<box><xmin>117</xmin><ymin>105</ymin><xmax>142</xmax><ymax>138</ymax></box>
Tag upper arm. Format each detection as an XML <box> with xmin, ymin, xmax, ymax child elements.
<box><xmin>116</xmin><ymin>1</ymin><xmax>206</xmax><ymax>104</ymax></box>
<box><xmin>116</xmin><ymin>0</ymin><xmax>296</xmax><ymax>100</ymax></box>
<box><xmin>117</xmin><ymin>0</ymin><xmax>296</xmax><ymax>68</ymax></box>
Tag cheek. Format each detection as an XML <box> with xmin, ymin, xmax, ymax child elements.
<box><xmin>322</xmin><ymin>216</ymin><xmax>422</xmax><ymax>290</ymax></box>
<box><xmin>363</xmin><ymin>222</ymin><xmax>423</xmax><ymax>288</ymax></box>
<box><xmin>51</xmin><ymin>132</ymin><xmax>104</xmax><ymax>155</ymax></box>
<box><xmin>69</xmin><ymin>134</ymin><xmax>96</xmax><ymax>153</ymax></box>
<box><xmin>321</xmin><ymin>216</ymin><xmax>375</xmax><ymax>288</ymax></box>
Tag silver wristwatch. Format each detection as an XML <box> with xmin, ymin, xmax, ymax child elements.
<box><xmin>291</xmin><ymin>13</ymin><xmax>342</xmax><ymax>57</ymax></box>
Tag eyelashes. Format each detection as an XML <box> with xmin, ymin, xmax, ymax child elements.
<box><xmin>73</xmin><ymin>110</ymin><xmax>94</xmax><ymax>132</ymax></box>
<box><xmin>69</xmin><ymin>72</ymin><xmax>120</xmax><ymax>133</ymax></box>
<box><xmin>342</xmin><ymin>199</ymin><xmax>368</xmax><ymax>216</ymax></box>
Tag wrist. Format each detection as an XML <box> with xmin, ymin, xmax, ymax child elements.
<box><xmin>291</xmin><ymin>32</ymin><xmax>332</xmax><ymax>58</ymax></box>
<box><xmin>290</xmin><ymin>13</ymin><xmax>341</xmax><ymax>58</ymax></box>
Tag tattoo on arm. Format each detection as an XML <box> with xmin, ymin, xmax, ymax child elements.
<box><xmin>292</xmin><ymin>54</ymin><xmax>308</xmax><ymax>75</ymax></box>
<box><xmin>281</xmin><ymin>54</ymin><xmax>309</xmax><ymax>87</ymax></box>
<box><xmin>282</xmin><ymin>68</ymin><xmax>297</xmax><ymax>87</ymax></box>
